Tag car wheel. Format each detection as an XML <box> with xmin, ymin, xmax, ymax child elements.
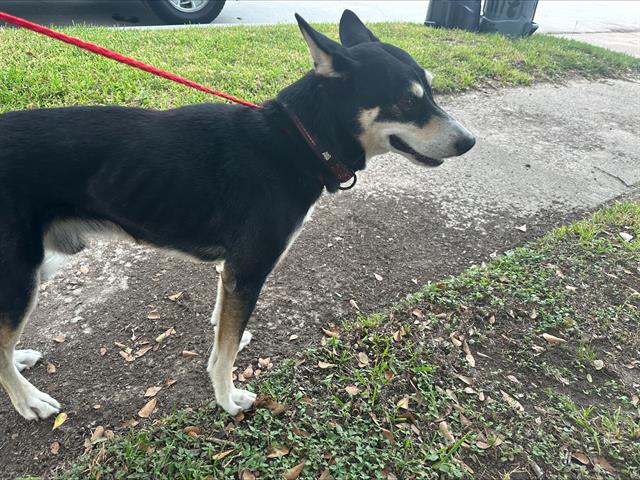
<box><xmin>145</xmin><ymin>0</ymin><xmax>226</xmax><ymax>25</ymax></box>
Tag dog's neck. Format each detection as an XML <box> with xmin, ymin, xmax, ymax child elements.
<box><xmin>269</xmin><ymin>73</ymin><xmax>366</xmax><ymax>192</ymax></box>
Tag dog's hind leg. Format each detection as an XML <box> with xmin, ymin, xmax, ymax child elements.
<box><xmin>210</xmin><ymin>263</ymin><xmax>253</xmax><ymax>352</ymax></box>
<box><xmin>0</xmin><ymin>222</ymin><xmax>60</xmax><ymax>420</ymax></box>
<box><xmin>207</xmin><ymin>264</ymin><xmax>264</xmax><ymax>415</ymax></box>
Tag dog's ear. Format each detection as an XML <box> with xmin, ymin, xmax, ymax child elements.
<box><xmin>295</xmin><ymin>13</ymin><xmax>353</xmax><ymax>77</ymax></box>
<box><xmin>339</xmin><ymin>10</ymin><xmax>380</xmax><ymax>47</ymax></box>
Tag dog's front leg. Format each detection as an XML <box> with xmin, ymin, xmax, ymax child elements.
<box><xmin>207</xmin><ymin>265</ymin><xmax>262</xmax><ymax>415</ymax></box>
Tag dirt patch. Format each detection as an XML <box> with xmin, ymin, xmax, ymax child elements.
<box><xmin>0</xmin><ymin>189</ymin><xmax>581</xmax><ymax>478</ymax></box>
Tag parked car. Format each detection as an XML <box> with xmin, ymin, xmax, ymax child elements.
<box><xmin>145</xmin><ymin>0</ymin><xmax>226</xmax><ymax>24</ymax></box>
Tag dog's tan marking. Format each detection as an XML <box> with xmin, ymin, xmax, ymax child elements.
<box><xmin>411</xmin><ymin>82</ymin><xmax>424</xmax><ymax>98</ymax></box>
<box><xmin>207</xmin><ymin>267</ymin><xmax>256</xmax><ymax>415</ymax></box>
<box><xmin>0</xmin><ymin>282</ymin><xmax>61</xmax><ymax>420</ymax></box>
<box><xmin>424</xmin><ymin>69</ymin><xmax>434</xmax><ymax>86</ymax></box>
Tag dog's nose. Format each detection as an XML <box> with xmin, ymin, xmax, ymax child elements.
<box><xmin>455</xmin><ymin>135</ymin><xmax>476</xmax><ymax>155</ymax></box>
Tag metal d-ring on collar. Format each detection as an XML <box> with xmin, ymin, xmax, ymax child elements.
<box><xmin>277</xmin><ymin>101</ymin><xmax>357</xmax><ymax>191</ymax></box>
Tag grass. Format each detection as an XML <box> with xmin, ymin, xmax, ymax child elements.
<box><xmin>53</xmin><ymin>201</ymin><xmax>640</xmax><ymax>480</ymax></box>
<box><xmin>1</xmin><ymin>23</ymin><xmax>639</xmax><ymax>112</ymax></box>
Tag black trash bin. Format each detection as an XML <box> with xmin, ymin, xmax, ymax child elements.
<box><xmin>479</xmin><ymin>0</ymin><xmax>539</xmax><ymax>37</ymax></box>
<box><xmin>425</xmin><ymin>0</ymin><xmax>482</xmax><ymax>32</ymax></box>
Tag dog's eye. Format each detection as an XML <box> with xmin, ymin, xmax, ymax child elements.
<box><xmin>398</xmin><ymin>95</ymin><xmax>418</xmax><ymax>111</ymax></box>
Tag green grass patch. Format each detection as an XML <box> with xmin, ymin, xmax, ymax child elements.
<box><xmin>58</xmin><ymin>202</ymin><xmax>640</xmax><ymax>479</ymax></box>
<box><xmin>1</xmin><ymin>23</ymin><xmax>639</xmax><ymax>113</ymax></box>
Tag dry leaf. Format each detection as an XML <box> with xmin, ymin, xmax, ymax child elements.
<box><xmin>184</xmin><ymin>426</ymin><xmax>201</xmax><ymax>439</ymax></box>
<box><xmin>322</xmin><ymin>328</ymin><xmax>339</xmax><ymax>338</ymax></box>
<box><xmin>91</xmin><ymin>426</ymin><xmax>105</xmax><ymax>443</ymax></box>
<box><xmin>393</xmin><ymin>327</ymin><xmax>406</xmax><ymax>342</ymax></box>
<box><xmin>79</xmin><ymin>265</ymin><xmax>89</xmax><ymax>274</ymax></box>
<box><xmin>462</xmin><ymin>340</ymin><xmax>476</xmax><ymax>367</ymax></box>
<box><xmin>593</xmin><ymin>359</ymin><xmax>604</xmax><ymax>370</ymax></box>
<box><xmin>240</xmin><ymin>365</ymin><xmax>254</xmax><ymax>380</ymax></box>
<box><xmin>50</xmin><ymin>441</ymin><xmax>60</xmax><ymax>455</ymax></box>
<box><xmin>99</xmin><ymin>347</ymin><xmax>107</xmax><ymax>356</ymax></box>
<box><xmin>241</xmin><ymin>471</ymin><xmax>257</xmax><ymax>480</ymax></box>
<box><xmin>450</xmin><ymin>333</ymin><xmax>462</xmax><ymax>348</ymax></box>
<box><xmin>506</xmin><ymin>375</ymin><xmax>520</xmax><ymax>384</ymax></box>
<box><xmin>283</xmin><ymin>460</ymin><xmax>306</xmax><ymax>480</ymax></box>
<box><xmin>358</xmin><ymin>352</ymin><xmax>370</xmax><ymax>367</ymax></box>
<box><xmin>155</xmin><ymin>327</ymin><xmax>175</xmax><ymax>343</ymax></box>
<box><xmin>211</xmin><ymin>449</ymin><xmax>234</xmax><ymax>461</ymax></box>
<box><xmin>318</xmin><ymin>361</ymin><xmax>334</xmax><ymax>369</ymax></box>
<box><xmin>47</xmin><ymin>363</ymin><xmax>56</xmax><ymax>374</ymax></box>
<box><xmin>138</xmin><ymin>398</ymin><xmax>157</xmax><ymax>418</ymax></box>
<box><xmin>267</xmin><ymin>445</ymin><xmax>290</xmax><ymax>458</ymax></box>
<box><xmin>147</xmin><ymin>310</ymin><xmax>161</xmax><ymax>320</ymax></box>
<box><xmin>374</xmin><ymin>273</ymin><xmax>383</xmax><ymax>281</ymax></box>
<box><xmin>542</xmin><ymin>333</ymin><xmax>567</xmax><ymax>345</ymax></box>
<box><xmin>134</xmin><ymin>345</ymin><xmax>153</xmax><ymax>358</ymax></box>
<box><xmin>396</xmin><ymin>397</ymin><xmax>409</xmax><ymax>409</ymax></box>
<box><xmin>593</xmin><ymin>456</ymin><xmax>616</xmax><ymax>473</ymax></box>
<box><xmin>439</xmin><ymin>421</ymin><xmax>455</xmax><ymax>442</ymax></box>
<box><xmin>165</xmin><ymin>378</ymin><xmax>177</xmax><ymax>387</ymax></box>
<box><xmin>144</xmin><ymin>386</ymin><xmax>162</xmax><ymax>398</ymax></box>
<box><xmin>455</xmin><ymin>374</ymin><xmax>474</xmax><ymax>386</ymax></box>
<box><xmin>255</xmin><ymin>396</ymin><xmax>288</xmax><ymax>416</ymax></box>
<box><xmin>119</xmin><ymin>351</ymin><xmax>135</xmax><ymax>362</ymax></box>
<box><xmin>52</xmin><ymin>412</ymin><xmax>68</xmax><ymax>430</ymax></box>
<box><xmin>632</xmin><ymin>394</ymin><xmax>639</xmax><ymax>407</ymax></box>
<box><xmin>384</xmin><ymin>370</ymin><xmax>394</xmax><ymax>381</ymax></box>
<box><xmin>319</xmin><ymin>469</ymin><xmax>333</xmax><ymax>480</ymax></box>
<box><xmin>258</xmin><ymin>357</ymin><xmax>272</xmax><ymax>369</ymax></box>
<box><xmin>501</xmin><ymin>390</ymin><xmax>524</xmax><ymax>414</ymax></box>
<box><xmin>122</xmin><ymin>419</ymin><xmax>139</xmax><ymax>428</ymax></box>
<box><xmin>345</xmin><ymin>386</ymin><xmax>360</xmax><ymax>395</ymax></box>
<box><xmin>476</xmin><ymin>440</ymin><xmax>491</xmax><ymax>450</ymax></box>
<box><xmin>571</xmin><ymin>451</ymin><xmax>590</xmax><ymax>465</ymax></box>
<box><xmin>181</xmin><ymin>350</ymin><xmax>199</xmax><ymax>358</ymax></box>
<box><xmin>53</xmin><ymin>335</ymin><xmax>66</xmax><ymax>343</ymax></box>
<box><xmin>381</xmin><ymin>427</ymin><xmax>394</xmax><ymax>443</ymax></box>
<box><xmin>289</xmin><ymin>334</ymin><xmax>299</xmax><ymax>341</ymax></box>
<box><xmin>619</xmin><ymin>232</ymin><xmax>634</xmax><ymax>242</ymax></box>
<box><xmin>349</xmin><ymin>299</ymin><xmax>360</xmax><ymax>310</ymax></box>
<box><xmin>411</xmin><ymin>308</ymin><xmax>424</xmax><ymax>319</ymax></box>
<box><xmin>516</xmin><ymin>224</ymin><xmax>527</xmax><ymax>232</ymax></box>
<box><xmin>168</xmin><ymin>291</ymin><xmax>183</xmax><ymax>301</ymax></box>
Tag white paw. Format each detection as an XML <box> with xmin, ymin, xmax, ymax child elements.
<box><xmin>232</xmin><ymin>388</ymin><xmax>257</xmax><ymax>410</ymax></box>
<box><xmin>238</xmin><ymin>330</ymin><xmax>252</xmax><ymax>352</ymax></box>
<box><xmin>14</xmin><ymin>349</ymin><xmax>43</xmax><ymax>372</ymax></box>
<box><xmin>14</xmin><ymin>387</ymin><xmax>61</xmax><ymax>420</ymax></box>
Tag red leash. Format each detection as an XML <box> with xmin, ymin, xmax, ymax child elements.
<box><xmin>0</xmin><ymin>11</ymin><xmax>262</xmax><ymax>109</ymax></box>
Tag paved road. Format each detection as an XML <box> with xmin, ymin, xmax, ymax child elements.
<box><xmin>1</xmin><ymin>0</ymin><xmax>639</xmax><ymax>33</ymax></box>
<box><xmin>2</xmin><ymin>78</ymin><xmax>639</xmax><ymax>478</ymax></box>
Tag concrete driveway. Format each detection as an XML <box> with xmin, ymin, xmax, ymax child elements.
<box><xmin>1</xmin><ymin>0</ymin><xmax>639</xmax><ymax>33</ymax></box>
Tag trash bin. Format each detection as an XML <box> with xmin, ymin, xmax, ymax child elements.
<box><xmin>425</xmin><ymin>0</ymin><xmax>482</xmax><ymax>32</ymax></box>
<box><xmin>479</xmin><ymin>0</ymin><xmax>539</xmax><ymax>37</ymax></box>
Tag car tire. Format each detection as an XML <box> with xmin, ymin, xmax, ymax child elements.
<box><xmin>145</xmin><ymin>0</ymin><xmax>226</xmax><ymax>25</ymax></box>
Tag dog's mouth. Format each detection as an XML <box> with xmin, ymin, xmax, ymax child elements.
<box><xmin>389</xmin><ymin>135</ymin><xmax>444</xmax><ymax>167</ymax></box>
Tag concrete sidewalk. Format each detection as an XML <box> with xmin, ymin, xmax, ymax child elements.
<box><xmin>2</xmin><ymin>78</ymin><xmax>639</xmax><ymax>478</ymax></box>
<box><xmin>555</xmin><ymin>31</ymin><xmax>640</xmax><ymax>58</ymax></box>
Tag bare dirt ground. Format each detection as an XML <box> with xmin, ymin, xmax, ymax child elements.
<box><xmin>1</xmin><ymin>80</ymin><xmax>639</xmax><ymax>478</ymax></box>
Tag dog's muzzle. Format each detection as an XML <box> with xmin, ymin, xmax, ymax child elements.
<box><xmin>389</xmin><ymin>134</ymin><xmax>444</xmax><ymax>167</ymax></box>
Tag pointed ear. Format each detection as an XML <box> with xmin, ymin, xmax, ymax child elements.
<box><xmin>339</xmin><ymin>10</ymin><xmax>380</xmax><ymax>47</ymax></box>
<box><xmin>295</xmin><ymin>13</ymin><xmax>353</xmax><ymax>77</ymax></box>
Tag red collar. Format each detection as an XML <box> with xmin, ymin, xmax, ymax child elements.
<box><xmin>277</xmin><ymin>101</ymin><xmax>357</xmax><ymax>191</ymax></box>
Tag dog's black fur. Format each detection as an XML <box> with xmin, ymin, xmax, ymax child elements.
<box><xmin>0</xmin><ymin>11</ymin><xmax>474</xmax><ymax>419</ymax></box>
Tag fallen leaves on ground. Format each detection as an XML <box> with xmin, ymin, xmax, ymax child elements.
<box><xmin>439</xmin><ymin>421</ymin><xmax>455</xmax><ymax>442</ymax></box>
<box><xmin>183</xmin><ymin>426</ymin><xmax>201</xmax><ymax>439</ymax></box>
<box><xmin>283</xmin><ymin>460</ymin><xmax>306</xmax><ymax>480</ymax></box>
<box><xmin>357</xmin><ymin>352</ymin><xmax>370</xmax><ymax>367</ymax></box>
<box><xmin>318</xmin><ymin>361</ymin><xmax>335</xmax><ymax>369</ymax></box>
<box><xmin>52</xmin><ymin>335</ymin><xmax>66</xmax><ymax>343</ymax></box>
<box><xmin>144</xmin><ymin>386</ymin><xmax>162</xmax><ymax>398</ymax></box>
<box><xmin>138</xmin><ymin>398</ymin><xmax>157</xmax><ymax>418</ymax></box>
<box><xmin>211</xmin><ymin>449</ymin><xmax>234</xmax><ymax>461</ymax></box>
<box><xmin>181</xmin><ymin>350</ymin><xmax>198</xmax><ymax>358</ymax></box>
<box><xmin>345</xmin><ymin>385</ymin><xmax>360</xmax><ymax>395</ymax></box>
<box><xmin>50</xmin><ymin>441</ymin><xmax>60</xmax><ymax>455</ymax></box>
<box><xmin>155</xmin><ymin>327</ymin><xmax>176</xmax><ymax>343</ymax></box>
<box><xmin>147</xmin><ymin>310</ymin><xmax>161</xmax><ymax>320</ymax></box>
<box><xmin>47</xmin><ymin>363</ymin><xmax>56</xmax><ymax>374</ymax></box>
<box><xmin>542</xmin><ymin>333</ymin><xmax>567</xmax><ymax>345</ymax></box>
<box><xmin>52</xmin><ymin>412</ymin><xmax>68</xmax><ymax>430</ymax></box>
<box><xmin>500</xmin><ymin>390</ymin><xmax>524</xmax><ymax>414</ymax></box>
<box><xmin>266</xmin><ymin>445</ymin><xmax>290</xmax><ymax>458</ymax></box>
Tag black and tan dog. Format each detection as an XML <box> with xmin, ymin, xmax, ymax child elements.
<box><xmin>0</xmin><ymin>11</ymin><xmax>474</xmax><ymax>420</ymax></box>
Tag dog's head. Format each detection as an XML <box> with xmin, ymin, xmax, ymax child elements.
<box><xmin>295</xmin><ymin>10</ymin><xmax>475</xmax><ymax>167</ymax></box>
